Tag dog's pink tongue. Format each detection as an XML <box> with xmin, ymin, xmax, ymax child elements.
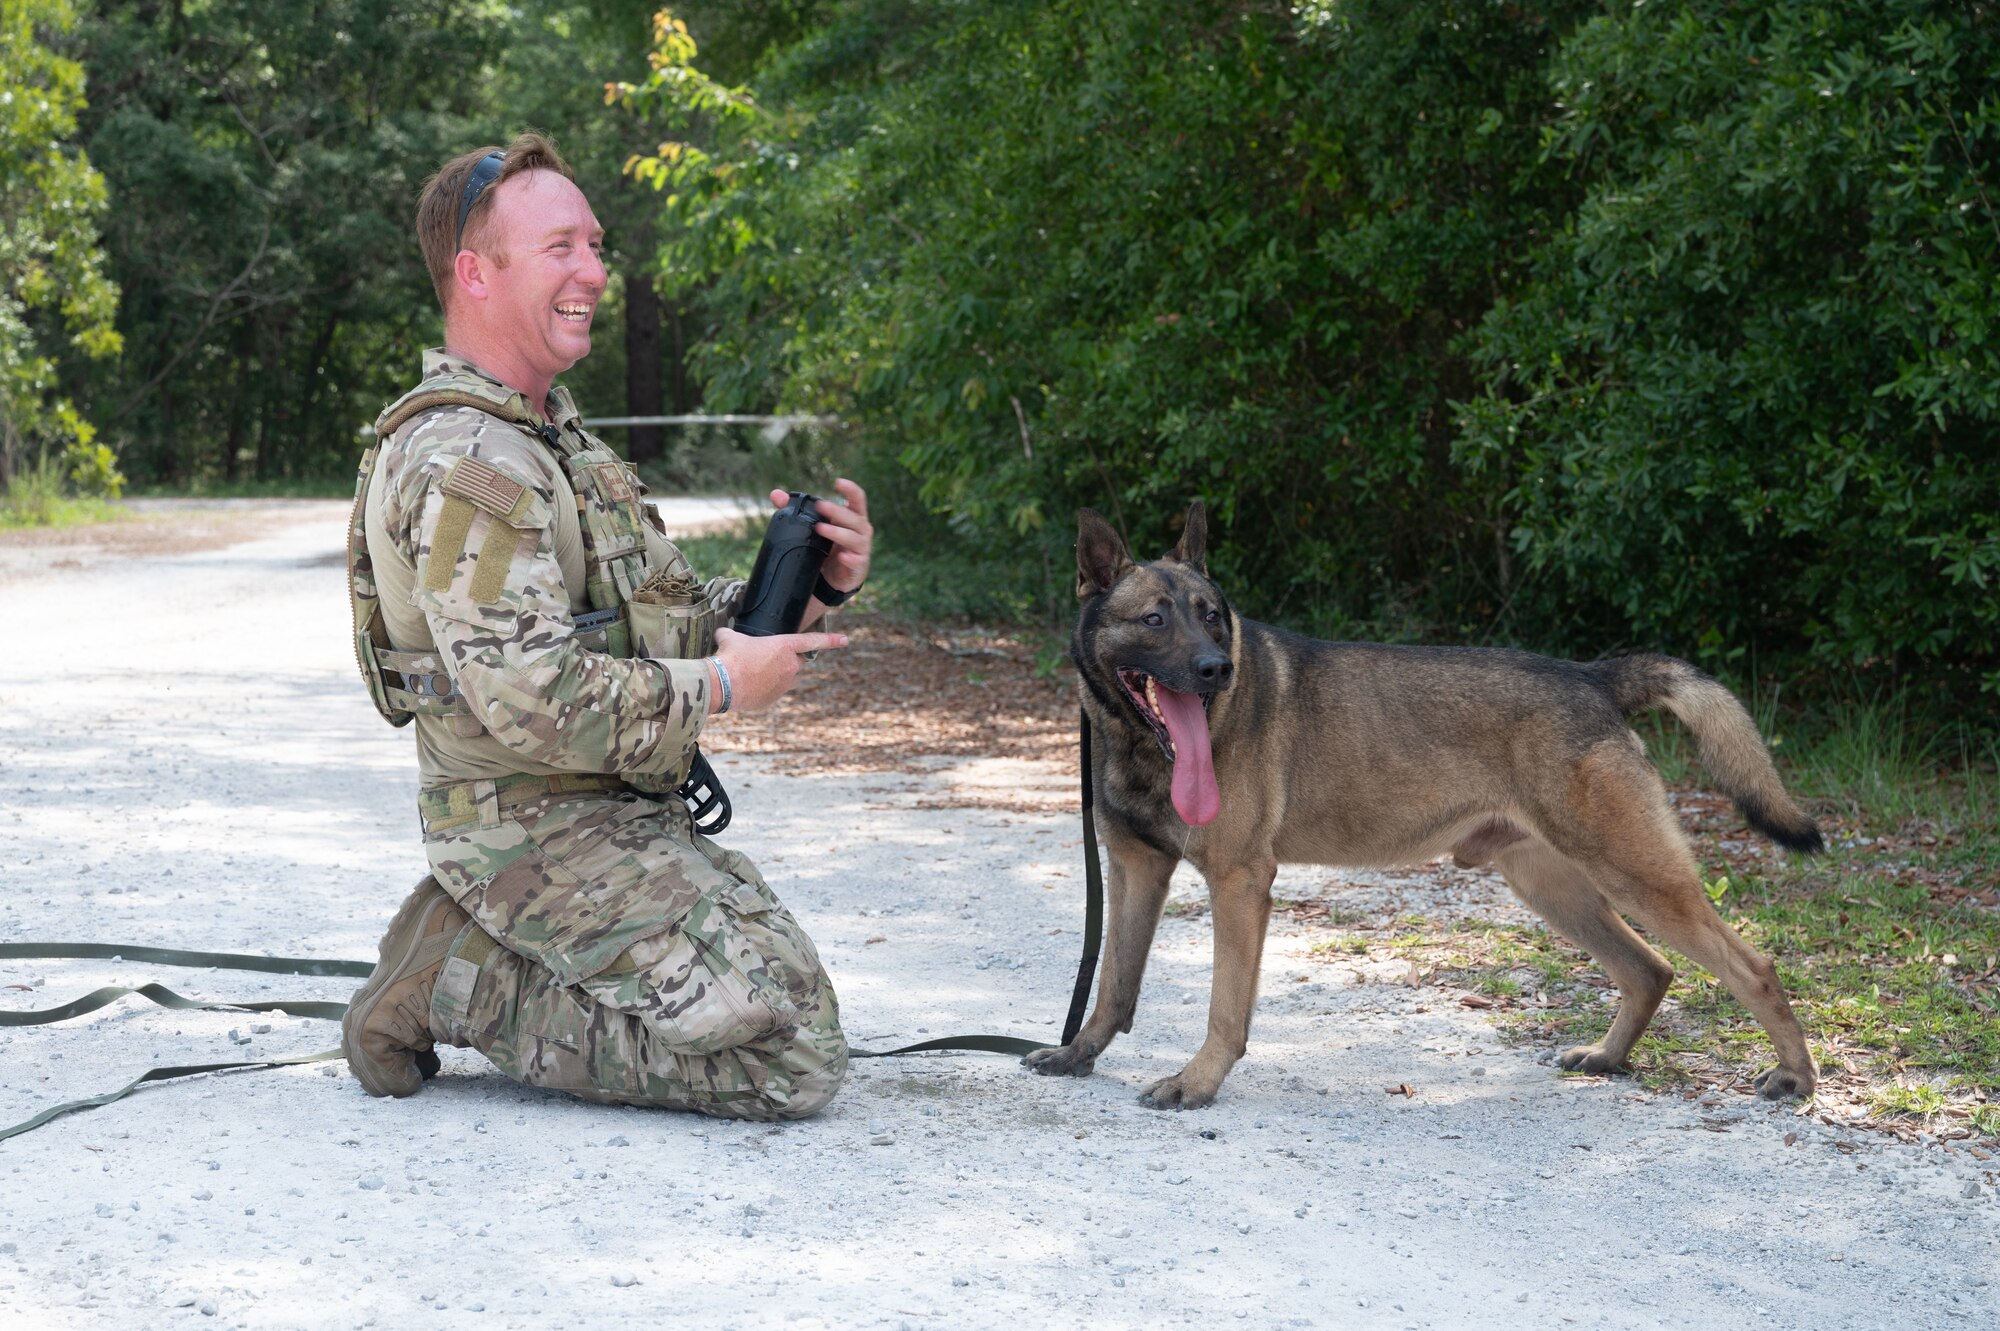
<box><xmin>1156</xmin><ymin>684</ymin><xmax>1219</xmax><ymax>825</ymax></box>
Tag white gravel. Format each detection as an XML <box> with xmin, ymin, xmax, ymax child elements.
<box><xmin>2</xmin><ymin>500</ymin><xmax>1995</xmax><ymax>1330</ymax></box>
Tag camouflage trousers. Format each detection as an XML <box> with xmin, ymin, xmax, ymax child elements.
<box><xmin>415</xmin><ymin>778</ymin><xmax>846</xmax><ymax>1120</ymax></box>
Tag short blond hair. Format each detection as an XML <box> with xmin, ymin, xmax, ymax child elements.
<box><xmin>415</xmin><ymin>131</ymin><xmax>576</xmax><ymax>310</ymax></box>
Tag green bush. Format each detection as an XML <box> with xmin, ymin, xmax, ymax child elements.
<box><xmin>1460</xmin><ymin>0</ymin><xmax>2000</xmax><ymax>692</ymax></box>
<box><xmin>0</xmin><ymin>445</ymin><xmax>118</xmax><ymax>527</ymax></box>
<box><xmin>62</xmin><ymin>437</ymin><xmax>124</xmax><ymax>497</ymax></box>
<box><xmin>632</xmin><ymin>0</ymin><xmax>1599</xmax><ymax>631</ymax></box>
<box><xmin>570</xmin><ymin>1</ymin><xmax>2000</xmax><ymax>703</ymax></box>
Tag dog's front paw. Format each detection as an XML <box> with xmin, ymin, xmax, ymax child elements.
<box><xmin>1138</xmin><ymin>1073</ymin><xmax>1217</xmax><ymax>1111</ymax></box>
<box><xmin>1024</xmin><ymin>1040</ymin><xmax>1099</xmax><ymax>1078</ymax></box>
<box><xmin>1557</xmin><ymin>1043</ymin><xmax>1627</xmax><ymax>1076</ymax></box>
<box><xmin>1753</xmin><ymin>1064</ymin><xmax>1815</xmax><ymax>1101</ymax></box>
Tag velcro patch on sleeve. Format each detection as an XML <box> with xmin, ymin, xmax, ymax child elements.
<box><xmin>424</xmin><ymin>495</ymin><xmax>477</xmax><ymax>593</ymax></box>
<box><xmin>442</xmin><ymin>455</ymin><xmax>537</xmax><ymax>524</ymax></box>
<box><xmin>467</xmin><ymin>517</ymin><xmax>528</xmax><ymax>604</ymax></box>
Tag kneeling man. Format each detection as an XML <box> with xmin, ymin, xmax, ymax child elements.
<box><xmin>340</xmin><ymin>133</ymin><xmax>870</xmax><ymax>1119</ymax></box>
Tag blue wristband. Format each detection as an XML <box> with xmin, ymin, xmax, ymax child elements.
<box><xmin>710</xmin><ymin>657</ymin><xmax>732</xmax><ymax>714</ymax></box>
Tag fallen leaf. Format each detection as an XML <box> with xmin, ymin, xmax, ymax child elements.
<box><xmin>864</xmin><ymin>935</ymin><xmax>887</xmax><ymax>945</ymax></box>
<box><xmin>1458</xmin><ymin>994</ymin><xmax>1494</xmax><ymax>1009</ymax></box>
<box><xmin>3</xmin><ymin>984</ymin><xmax>30</xmax><ymax>991</ymax></box>
<box><xmin>1384</xmin><ymin>1083</ymin><xmax>1414</xmax><ymax>1098</ymax></box>
<box><xmin>1784</xmin><ymin>1132</ymin><xmax>1798</xmax><ymax>1146</ymax></box>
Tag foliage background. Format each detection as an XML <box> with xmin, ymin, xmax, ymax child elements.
<box><xmin>7</xmin><ymin>0</ymin><xmax>1996</xmax><ymax>700</ymax></box>
<box><xmin>0</xmin><ymin>0</ymin><xmax>123</xmax><ymax>496</ymax></box>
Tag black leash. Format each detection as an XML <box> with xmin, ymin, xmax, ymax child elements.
<box><xmin>1063</xmin><ymin>710</ymin><xmax>1103</xmax><ymax>1046</ymax></box>
<box><xmin>0</xmin><ymin>719</ymin><xmax>1107</xmax><ymax>1141</ymax></box>
<box><xmin>859</xmin><ymin>711</ymin><xmax>1103</xmax><ymax>1058</ymax></box>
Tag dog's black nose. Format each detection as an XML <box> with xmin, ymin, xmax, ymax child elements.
<box><xmin>1195</xmin><ymin>654</ymin><xmax>1233</xmax><ymax>688</ymax></box>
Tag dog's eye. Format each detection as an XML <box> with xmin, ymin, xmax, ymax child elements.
<box><xmin>1204</xmin><ymin>608</ymin><xmax>1220</xmax><ymax>624</ymax></box>
<box><xmin>1143</xmin><ymin>612</ymin><xmax>1165</xmax><ymax>627</ymax></box>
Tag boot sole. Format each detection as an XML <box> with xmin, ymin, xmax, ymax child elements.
<box><xmin>342</xmin><ymin>887</ymin><xmax>453</xmax><ymax>1098</ymax></box>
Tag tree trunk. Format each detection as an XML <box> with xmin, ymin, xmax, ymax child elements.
<box><xmin>624</xmin><ymin>272</ymin><xmax>663</xmax><ymax>464</ymax></box>
<box><xmin>253</xmin><ymin>329</ymin><xmax>280</xmax><ymax>484</ymax></box>
<box><xmin>224</xmin><ymin>362</ymin><xmax>246</xmax><ymax>484</ymax></box>
<box><xmin>668</xmin><ymin>297</ymin><xmax>698</xmax><ymax>414</ymax></box>
<box><xmin>160</xmin><ymin>385</ymin><xmax>179</xmax><ymax>485</ymax></box>
<box><xmin>298</xmin><ymin>312</ymin><xmax>341</xmax><ymax>473</ymax></box>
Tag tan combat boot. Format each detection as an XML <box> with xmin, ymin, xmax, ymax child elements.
<box><xmin>342</xmin><ymin>878</ymin><xmax>471</xmax><ymax>1098</ymax></box>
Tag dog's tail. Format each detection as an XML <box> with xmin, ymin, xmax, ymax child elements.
<box><xmin>1598</xmin><ymin>654</ymin><xmax>1824</xmax><ymax>854</ymax></box>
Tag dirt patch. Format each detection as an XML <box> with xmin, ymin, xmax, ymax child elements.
<box><xmin>707</xmin><ymin>618</ymin><xmax>1078</xmax><ymax>776</ymax></box>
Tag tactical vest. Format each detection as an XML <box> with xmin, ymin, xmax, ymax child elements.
<box><xmin>347</xmin><ymin>373</ymin><xmax>713</xmax><ymax>775</ymax></box>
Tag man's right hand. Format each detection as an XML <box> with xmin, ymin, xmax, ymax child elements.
<box><xmin>708</xmin><ymin>625</ymin><xmax>848</xmax><ymax>714</ymax></box>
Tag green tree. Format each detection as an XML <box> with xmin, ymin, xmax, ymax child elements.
<box><xmin>1460</xmin><ymin>0</ymin><xmax>2000</xmax><ymax>690</ymax></box>
<box><xmin>629</xmin><ymin>0</ymin><xmax>1998</xmax><ymax>698</ymax></box>
<box><xmin>0</xmin><ymin>0</ymin><xmax>122</xmax><ymax>490</ymax></box>
<box><xmin>64</xmin><ymin>1</ymin><xmax>712</xmax><ymax>488</ymax></box>
<box><xmin>69</xmin><ymin>0</ymin><xmax>518</xmax><ymax>486</ymax></box>
<box><xmin>624</xmin><ymin>0</ymin><xmax>1597</xmax><ymax>628</ymax></box>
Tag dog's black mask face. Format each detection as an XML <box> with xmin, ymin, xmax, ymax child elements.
<box><xmin>1073</xmin><ymin>502</ymin><xmax>1233</xmax><ymax>824</ymax></box>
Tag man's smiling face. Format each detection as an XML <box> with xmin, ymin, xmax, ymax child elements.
<box><xmin>468</xmin><ymin>168</ymin><xmax>607</xmax><ymax>379</ymax></box>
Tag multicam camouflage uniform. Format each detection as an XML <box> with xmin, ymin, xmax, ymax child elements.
<box><xmin>347</xmin><ymin>349</ymin><xmax>845</xmax><ymax>1119</ymax></box>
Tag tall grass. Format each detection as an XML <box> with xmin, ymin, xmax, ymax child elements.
<box><xmin>1639</xmin><ymin>680</ymin><xmax>1999</xmax><ymax>864</ymax></box>
<box><xmin>0</xmin><ymin>457</ymin><xmax>117</xmax><ymax>529</ymax></box>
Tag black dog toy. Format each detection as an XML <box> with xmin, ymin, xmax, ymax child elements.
<box><xmin>675</xmin><ymin>491</ymin><xmax>836</xmax><ymax>834</ymax></box>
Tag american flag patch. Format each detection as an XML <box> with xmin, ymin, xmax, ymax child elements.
<box><xmin>442</xmin><ymin>456</ymin><xmax>528</xmax><ymax>520</ymax></box>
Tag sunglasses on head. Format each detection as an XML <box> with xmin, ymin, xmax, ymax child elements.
<box><xmin>455</xmin><ymin>151</ymin><xmax>506</xmax><ymax>252</ymax></box>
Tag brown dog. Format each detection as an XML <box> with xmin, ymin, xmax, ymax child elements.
<box><xmin>1025</xmin><ymin>502</ymin><xmax>1822</xmax><ymax>1109</ymax></box>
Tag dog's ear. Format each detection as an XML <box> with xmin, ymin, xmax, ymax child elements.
<box><xmin>1169</xmin><ymin>499</ymin><xmax>1207</xmax><ymax>574</ymax></box>
<box><xmin>1076</xmin><ymin>508</ymin><xmax>1134</xmax><ymax>599</ymax></box>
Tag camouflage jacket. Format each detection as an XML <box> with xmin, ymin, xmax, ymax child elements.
<box><xmin>359</xmin><ymin>349</ymin><xmax>741</xmax><ymax>788</ymax></box>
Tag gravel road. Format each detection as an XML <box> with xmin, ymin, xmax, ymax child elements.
<box><xmin>1</xmin><ymin>501</ymin><xmax>1994</xmax><ymax>1330</ymax></box>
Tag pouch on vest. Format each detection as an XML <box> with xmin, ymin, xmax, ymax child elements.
<box><xmin>350</xmin><ymin>444</ymin><xmax>479</xmax><ymax>727</ymax></box>
<box><xmin>628</xmin><ymin>563</ymin><xmax>718</xmax><ymax>661</ymax></box>
<box><xmin>350</xmin><ymin>376</ymin><xmax>550</xmax><ymax>728</ymax></box>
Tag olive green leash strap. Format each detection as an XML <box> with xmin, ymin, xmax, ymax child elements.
<box><xmin>0</xmin><ymin>1049</ymin><xmax>345</xmax><ymax>1145</ymax></box>
<box><xmin>0</xmin><ymin>982</ymin><xmax>349</xmax><ymax>1027</ymax></box>
<box><xmin>0</xmin><ymin>943</ymin><xmax>370</xmax><ymax>1143</ymax></box>
<box><xmin>0</xmin><ymin>942</ymin><xmax>372</xmax><ymax>978</ymax></box>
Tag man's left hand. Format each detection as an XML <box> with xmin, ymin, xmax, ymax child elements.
<box><xmin>773</xmin><ymin>479</ymin><xmax>871</xmax><ymax>622</ymax></box>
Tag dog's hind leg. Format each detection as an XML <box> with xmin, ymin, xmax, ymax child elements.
<box><xmin>1024</xmin><ymin>827</ymin><xmax>1177</xmax><ymax>1080</ymax></box>
<box><xmin>1138</xmin><ymin>854</ymin><xmax>1277</xmax><ymax>1110</ymax></box>
<box><xmin>1554</xmin><ymin>747</ymin><xmax>1818</xmax><ymax>1099</ymax></box>
<box><xmin>1496</xmin><ymin>840</ymin><xmax>1674</xmax><ymax>1077</ymax></box>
